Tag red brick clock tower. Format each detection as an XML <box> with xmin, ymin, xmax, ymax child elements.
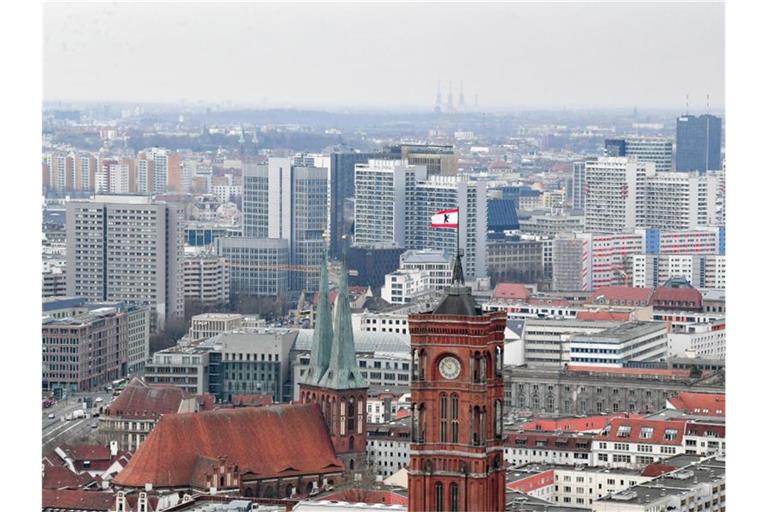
<box><xmin>407</xmin><ymin>251</ymin><xmax>507</xmax><ymax>512</ymax></box>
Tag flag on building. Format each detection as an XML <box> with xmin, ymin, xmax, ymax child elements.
<box><xmin>431</xmin><ymin>208</ymin><xmax>459</xmax><ymax>228</ymax></box>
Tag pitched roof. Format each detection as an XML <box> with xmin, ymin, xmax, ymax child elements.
<box><xmin>113</xmin><ymin>404</ymin><xmax>344</xmax><ymax>489</ymax></box>
<box><xmin>517</xmin><ymin>413</ymin><xmax>644</xmax><ymax>433</ymax></box>
<box><xmin>597</xmin><ymin>418</ymin><xmax>687</xmax><ymax>446</ymax></box>
<box><xmin>587</xmin><ymin>286</ymin><xmax>653</xmax><ymax>305</ymax></box>
<box><xmin>492</xmin><ymin>283</ymin><xmax>531</xmax><ymax>301</ymax></box>
<box><xmin>651</xmin><ymin>286</ymin><xmax>703</xmax><ymax>309</ymax></box>
<box><xmin>641</xmin><ymin>463</ymin><xmax>677</xmax><ymax>477</ymax></box>
<box><xmin>106</xmin><ymin>378</ymin><xmax>186</xmax><ymax>419</ymax></box>
<box><xmin>323</xmin><ymin>489</ymin><xmax>408</xmax><ymax>506</ymax></box>
<box><xmin>505</xmin><ymin>432</ymin><xmax>593</xmax><ymax>452</ymax></box>
<box><xmin>668</xmin><ymin>392</ymin><xmax>725</xmax><ymax>417</ymax></box>
<box><xmin>231</xmin><ymin>394</ymin><xmax>273</xmax><ymax>407</ymax></box>
<box><xmin>41</xmin><ymin>490</ymin><xmax>114</xmax><ymax>511</ymax></box>
<box><xmin>43</xmin><ymin>466</ymin><xmax>95</xmax><ymax>489</ymax></box>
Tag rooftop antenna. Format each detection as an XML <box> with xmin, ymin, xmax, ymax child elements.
<box><xmin>706</xmin><ymin>93</ymin><xmax>710</xmax><ymax>114</ymax></box>
<box><xmin>685</xmin><ymin>93</ymin><xmax>689</xmax><ymax>115</ymax></box>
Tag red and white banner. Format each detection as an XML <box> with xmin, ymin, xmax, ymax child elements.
<box><xmin>431</xmin><ymin>208</ymin><xmax>459</xmax><ymax>228</ymax></box>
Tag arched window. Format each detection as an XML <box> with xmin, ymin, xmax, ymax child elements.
<box><xmin>439</xmin><ymin>393</ymin><xmax>448</xmax><ymax>443</ymax></box>
<box><xmin>357</xmin><ymin>397</ymin><xmax>365</xmax><ymax>434</ymax></box>
<box><xmin>435</xmin><ymin>482</ymin><xmax>444</xmax><ymax>512</ymax></box>
<box><xmin>340</xmin><ymin>400</ymin><xmax>346</xmax><ymax>436</ymax></box>
<box><xmin>220</xmin><ymin>476</ymin><xmax>225</xmax><ymax>488</ymax></box>
<box><xmin>419</xmin><ymin>350</ymin><xmax>426</xmax><ymax>380</ymax></box>
<box><xmin>347</xmin><ymin>398</ymin><xmax>356</xmax><ymax>434</ymax></box>
<box><xmin>285</xmin><ymin>484</ymin><xmax>293</xmax><ymax>498</ymax></box>
<box><xmin>450</xmin><ymin>393</ymin><xmax>459</xmax><ymax>443</ymax></box>
<box><xmin>480</xmin><ymin>352</ymin><xmax>487</xmax><ymax>382</ymax></box>
<box><xmin>449</xmin><ymin>483</ymin><xmax>459</xmax><ymax>512</ymax></box>
<box><xmin>495</xmin><ymin>399</ymin><xmax>503</xmax><ymax>438</ymax></box>
<box><xmin>349</xmin><ymin>435</ymin><xmax>355</xmax><ymax>452</ymax></box>
<box><xmin>349</xmin><ymin>457</ymin><xmax>355</xmax><ymax>471</ymax></box>
<box><xmin>263</xmin><ymin>486</ymin><xmax>274</xmax><ymax>498</ymax></box>
<box><xmin>495</xmin><ymin>346</ymin><xmax>503</xmax><ymax>376</ymax></box>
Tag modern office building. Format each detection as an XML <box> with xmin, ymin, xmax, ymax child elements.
<box><xmin>569</xmin><ymin>321</ymin><xmax>668</xmax><ymax>367</ymax></box>
<box><xmin>42</xmin><ymin>299</ymin><xmax>151</xmax><ymax>394</ymax></box>
<box><xmin>410</xmin><ymin>176</ymin><xmax>488</xmax><ymax>279</ymax></box>
<box><xmin>381</xmin><ymin>249</ymin><xmax>452</xmax><ymax>304</ymax></box>
<box><xmin>241</xmin><ymin>157</ymin><xmax>328</xmax><ymax>295</ymax></box>
<box><xmin>216</xmin><ymin>237</ymin><xmax>290</xmax><ymax>299</ymax></box>
<box><xmin>605</xmin><ymin>137</ymin><xmax>674</xmax><ymax>172</ymax></box>
<box><xmin>551</xmin><ymin>235</ymin><xmax>584</xmax><ymax>291</ymax></box>
<box><xmin>645</xmin><ymin>171</ymin><xmax>718</xmax><ymax>230</ymax></box>
<box><xmin>486</xmin><ymin>237</ymin><xmax>545</xmax><ymax>285</ymax></box>
<box><xmin>676</xmin><ymin>114</ymin><xmax>722</xmax><ymax>171</ymax></box>
<box><xmin>353</xmin><ymin>159</ymin><xmax>427</xmax><ymax>247</ymax></box>
<box><xmin>65</xmin><ymin>195</ymin><xmax>185</xmax><ymax>331</ymax></box>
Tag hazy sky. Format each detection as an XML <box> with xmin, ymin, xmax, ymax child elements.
<box><xmin>44</xmin><ymin>2</ymin><xmax>724</xmax><ymax>111</ymax></box>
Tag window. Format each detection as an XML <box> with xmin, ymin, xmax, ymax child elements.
<box><xmin>439</xmin><ymin>394</ymin><xmax>448</xmax><ymax>443</ymax></box>
<box><xmin>451</xmin><ymin>394</ymin><xmax>459</xmax><ymax>443</ymax></box>
<box><xmin>617</xmin><ymin>425</ymin><xmax>631</xmax><ymax>437</ymax></box>
<box><xmin>449</xmin><ymin>483</ymin><xmax>459</xmax><ymax>512</ymax></box>
<box><xmin>612</xmin><ymin>454</ymin><xmax>631</xmax><ymax>463</ymax></box>
<box><xmin>435</xmin><ymin>482</ymin><xmax>444</xmax><ymax>512</ymax></box>
<box><xmin>597</xmin><ymin>454</ymin><xmax>608</xmax><ymax>462</ymax></box>
<box><xmin>664</xmin><ymin>429</ymin><xmax>678</xmax><ymax>440</ymax></box>
<box><xmin>640</xmin><ymin>427</ymin><xmax>654</xmax><ymax>439</ymax></box>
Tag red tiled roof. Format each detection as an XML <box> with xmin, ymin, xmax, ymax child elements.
<box><xmin>231</xmin><ymin>394</ymin><xmax>273</xmax><ymax>407</ymax></box>
<box><xmin>106</xmin><ymin>378</ymin><xmax>186</xmax><ymax>419</ymax></box>
<box><xmin>517</xmin><ymin>414</ymin><xmax>643</xmax><ymax>433</ymax></box>
<box><xmin>651</xmin><ymin>287</ymin><xmax>703</xmax><ymax>309</ymax></box>
<box><xmin>576</xmin><ymin>311</ymin><xmax>631</xmax><ymax>321</ymax></box>
<box><xmin>65</xmin><ymin>445</ymin><xmax>112</xmax><ymax>462</ymax></box>
<box><xmin>43</xmin><ymin>466</ymin><xmax>95</xmax><ymax>489</ymax></box>
<box><xmin>587</xmin><ymin>286</ymin><xmax>653</xmax><ymax>305</ymax></box>
<box><xmin>506</xmin><ymin>469</ymin><xmax>555</xmax><ymax>493</ymax></box>
<box><xmin>41</xmin><ymin>490</ymin><xmax>114</xmax><ymax>511</ymax></box>
<box><xmin>505</xmin><ymin>432</ymin><xmax>593</xmax><ymax>452</ymax></box>
<box><xmin>395</xmin><ymin>409</ymin><xmax>411</xmax><ymax>419</ymax></box>
<box><xmin>641</xmin><ymin>464</ymin><xmax>677</xmax><ymax>477</ymax></box>
<box><xmin>685</xmin><ymin>422</ymin><xmax>725</xmax><ymax>438</ymax></box>
<box><xmin>492</xmin><ymin>283</ymin><xmax>532</xmax><ymax>301</ymax></box>
<box><xmin>323</xmin><ymin>489</ymin><xmax>408</xmax><ymax>506</ymax></box>
<box><xmin>597</xmin><ymin>418</ymin><xmax>687</xmax><ymax>446</ymax></box>
<box><xmin>668</xmin><ymin>392</ymin><xmax>725</xmax><ymax>417</ymax></box>
<box><xmin>566</xmin><ymin>365</ymin><xmax>691</xmax><ymax>378</ymax></box>
<box><xmin>114</xmin><ymin>403</ymin><xmax>343</xmax><ymax>489</ymax></box>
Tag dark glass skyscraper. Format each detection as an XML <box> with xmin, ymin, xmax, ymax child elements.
<box><xmin>676</xmin><ymin>114</ymin><xmax>722</xmax><ymax>171</ymax></box>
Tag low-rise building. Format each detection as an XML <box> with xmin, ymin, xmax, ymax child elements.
<box><xmin>593</xmin><ymin>455</ymin><xmax>725</xmax><ymax>512</ymax></box>
<box><xmin>366</xmin><ymin>420</ymin><xmax>411</xmax><ymax>478</ymax></box>
<box><xmin>592</xmin><ymin>417</ymin><xmax>687</xmax><ymax>469</ymax></box>
<box><xmin>569</xmin><ymin>321</ymin><xmax>668</xmax><ymax>367</ymax></box>
<box><xmin>98</xmin><ymin>378</ymin><xmax>211</xmax><ymax>451</ymax></box>
<box><xmin>144</xmin><ymin>345</ymin><xmax>211</xmax><ymax>394</ymax></box>
<box><xmin>187</xmin><ymin>313</ymin><xmax>246</xmax><ymax>342</ymax></box>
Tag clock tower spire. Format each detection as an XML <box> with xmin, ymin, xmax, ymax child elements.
<box><xmin>407</xmin><ymin>278</ymin><xmax>507</xmax><ymax>511</ymax></box>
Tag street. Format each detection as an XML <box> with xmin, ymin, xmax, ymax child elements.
<box><xmin>41</xmin><ymin>390</ymin><xmax>114</xmax><ymax>455</ymax></box>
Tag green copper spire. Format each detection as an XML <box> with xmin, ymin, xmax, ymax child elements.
<box><xmin>303</xmin><ymin>252</ymin><xmax>333</xmax><ymax>386</ymax></box>
<box><xmin>317</xmin><ymin>257</ymin><xmax>367</xmax><ymax>390</ymax></box>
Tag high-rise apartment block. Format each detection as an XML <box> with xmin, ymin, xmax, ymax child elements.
<box><xmin>65</xmin><ymin>195</ymin><xmax>185</xmax><ymax>331</ymax></box>
<box><xmin>353</xmin><ymin>159</ymin><xmax>427</xmax><ymax>247</ymax></box>
<box><xmin>184</xmin><ymin>252</ymin><xmax>230</xmax><ymax>306</ymax></box>
<box><xmin>571</xmin><ymin>160</ymin><xmax>587</xmax><ymax>210</ymax></box>
<box><xmin>388</xmin><ymin>143</ymin><xmax>458</xmax><ymax>177</ymax></box>
<box><xmin>585</xmin><ymin>157</ymin><xmax>718</xmax><ymax>233</ymax></box>
<box><xmin>676</xmin><ymin>114</ymin><xmax>722</xmax><ymax>171</ymax></box>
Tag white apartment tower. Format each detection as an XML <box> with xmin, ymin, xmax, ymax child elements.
<box><xmin>65</xmin><ymin>195</ymin><xmax>185</xmax><ymax>331</ymax></box>
<box><xmin>353</xmin><ymin>159</ymin><xmax>427</xmax><ymax>247</ymax></box>
<box><xmin>645</xmin><ymin>171</ymin><xmax>718</xmax><ymax>230</ymax></box>
<box><xmin>585</xmin><ymin>157</ymin><xmax>651</xmax><ymax>233</ymax></box>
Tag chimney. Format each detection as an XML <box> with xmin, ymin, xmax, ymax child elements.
<box><xmin>145</xmin><ymin>482</ymin><xmax>153</xmax><ymax>492</ymax></box>
<box><xmin>110</xmin><ymin>440</ymin><xmax>118</xmax><ymax>457</ymax></box>
<box><xmin>116</xmin><ymin>491</ymin><xmax>127</xmax><ymax>512</ymax></box>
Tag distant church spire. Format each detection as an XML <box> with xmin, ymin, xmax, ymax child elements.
<box><xmin>447</xmin><ymin>81</ymin><xmax>454</xmax><ymax>112</ymax></box>
<box><xmin>459</xmin><ymin>81</ymin><xmax>465</xmax><ymax>111</ymax></box>
<box><xmin>317</xmin><ymin>256</ymin><xmax>367</xmax><ymax>390</ymax></box>
<box><xmin>435</xmin><ymin>81</ymin><xmax>442</xmax><ymax>113</ymax></box>
<box><xmin>303</xmin><ymin>251</ymin><xmax>333</xmax><ymax>386</ymax></box>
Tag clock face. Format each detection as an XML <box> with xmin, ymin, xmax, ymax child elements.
<box><xmin>439</xmin><ymin>356</ymin><xmax>461</xmax><ymax>380</ymax></box>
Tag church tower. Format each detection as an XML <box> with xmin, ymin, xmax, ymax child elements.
<box><xmin>299</xmin><ymin>255</ymin><xmax>369</xmax><ymax>474</ymax></box>
<box><xmin>407</xmin><ymin>251</ymin><xmax>507</xmax><ymax>512</ymax></box>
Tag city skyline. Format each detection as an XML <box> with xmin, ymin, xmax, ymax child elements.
<box><xmin>44</xmin><ymin>2</ymin><xmax>724</xmax><ymax>110</ymax></box>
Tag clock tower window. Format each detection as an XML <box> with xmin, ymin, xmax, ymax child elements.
<box><xmin>451</xmin><ymin>393</ymin><xmax>459</xmax><ymax>443</ymax></box>
<box><xmin>439</xmin><ymin>393</ymin><xmax>448</xmax><ymax>443</ymax></box>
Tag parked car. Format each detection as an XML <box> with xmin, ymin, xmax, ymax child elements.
<box><xmin>47</xmin><ymin>413</ymin><xmax>55</xmax><ymax>419</ymax></box>
<box><xmin>91</xmin><ymin>422</ymin><xmax>98</xmax><ymax>429</ymax></box>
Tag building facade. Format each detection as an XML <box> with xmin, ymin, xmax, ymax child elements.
<box><xmin>676</xmin><ymin>114</ymin><xmax>722</xmax><ymax>172</ymax></box>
